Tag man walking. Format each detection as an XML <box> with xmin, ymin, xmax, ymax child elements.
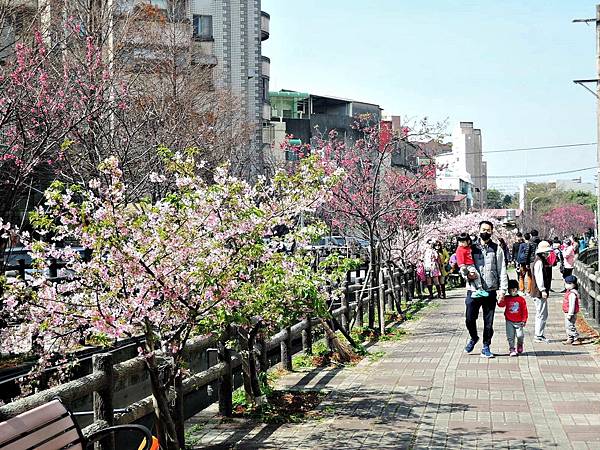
<box><xmin>511</xmin><ymin>232</ymin><xmax>524</xmax><ymax>267</ymax></box>
<box><xmin>464</xmin><ymin>221</ymin><xmax>509</xmax><ymax>358</ymax></box>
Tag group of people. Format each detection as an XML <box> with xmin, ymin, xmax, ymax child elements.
<box><xmin>421</xmin><ymin>221</ymin><xmax>584</xmax><ymax>359</ymax></box>
<box><xmin>417</xmin><ymin>240</ymin><xmax>451</xmax><ymax>300</ymax></box>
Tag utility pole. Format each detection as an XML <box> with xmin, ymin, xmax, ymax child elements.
<box><xmin>573</xmin><ymin>4</ymin><xmax>600</xmax><ymax>267</ymax></box>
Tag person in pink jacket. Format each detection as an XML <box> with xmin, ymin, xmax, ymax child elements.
<box><xmin>561</xmin><ymin>239</ymin><xmax>575</xmax><ymax>279</ymax></box>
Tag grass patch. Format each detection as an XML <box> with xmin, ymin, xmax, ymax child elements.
<box><xmin>367</xmin><ymin>350</ymin><xmax>386</xmax><ymax>362</ymax></box>
<box><xmin>379</xmin><ymin>327</ymin><xmax>407</xmax><ymax>342</ymax></box>
<box><xmin>231</xmin><ymin>373</ymin><xmax>328</xmax><ymax>424</ymax></box>
<box><xmin>184</xmin><ymin>423</ymin><xmax>203</xmax><ymax>449</ymax></box>
<box><xmin>234</xmin><ymin>390</ymin><xmax>328</xmax><ymax>424</ymax></box>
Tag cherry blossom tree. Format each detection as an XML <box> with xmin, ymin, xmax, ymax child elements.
<box><xmin>0</xmin><ymin>152</ymin><xmax>343</xmax><ymax>449</ymax></box>
<box><xmin>295</xmin><ymin>115</ymin><xmax>443</xmax><ymax>330</ymax></box>
<box><xmin>393</xmin><ymin>212</ymin><xmax>514</xmax><ymax>265</ymax></box>
<box><xmin>542</xmin><ymin>204</ymin><xmax>595</xmax><ymax>237</ymax></box>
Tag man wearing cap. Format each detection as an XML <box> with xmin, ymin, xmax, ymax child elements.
<box><xmin>532</xmin><ymin>240</ymin><xmax>553</xmax><ymax>342</ymax></box>
<box><xmin>463</xmin><ymin>220</ymin><xmax>509</xmax><ymax>358</ymax></box>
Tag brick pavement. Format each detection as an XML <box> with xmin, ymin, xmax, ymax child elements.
<box><xmin>187</xmin><ymin>271</ymin><xmax>600</xmax><ymax>449</ymax></box>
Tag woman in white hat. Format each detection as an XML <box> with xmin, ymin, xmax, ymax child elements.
<box><xmin>531</xmin><ymin>240</ymin><xmax>552</xmax><ymax>342</ymax></box>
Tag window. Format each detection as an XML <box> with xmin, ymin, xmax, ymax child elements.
<box><xmin>149</xmin><ymin>0</ymin><xmax>168</xmax><ymax>10</ymax></box>
<box><xmin>261</xmin><ymin>77</ymin><xmax>269</xmax><ymax>102</ymax></box>
<box><xmin>193</xmin><ymin>15</ymin><xmax>213</xmax><ymax>41</ymax></box>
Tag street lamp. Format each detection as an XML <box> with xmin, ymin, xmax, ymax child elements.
<box><xmin>530</xmin><ymin>196</ymin><xmax>541</xmax><ymax>215</ymax></box>
<box><xmin>530</xmin><ymin>196</ymin><xmax>541</xmax><ymax>229</ymax></box>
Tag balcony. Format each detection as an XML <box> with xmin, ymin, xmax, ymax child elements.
<box><xmin>192</xmin><ymin>40</ymin><xmax>217</xmax><ymax>66</ymax></box>
<box><xmin>125</xmin><ymin>20</ymin><xmax>192</xmax><ymax>48</ymax></box>
<box><xmin>12</xmin><ymin>0</ymin><xmax>37</xmax><ymax>7</ymax></box>
<box><xmin>261</xmin><ymin>56</ymin><xmax>270</xmax><ymax>78</ymax></box>
<box><xmin>261</xmin><ymin>11</ymin><xmax>270</xmax><ymax>41</ymax></box>
<box><xmin>262</xmin><ymin>103</ymin><xmax>272</xmax><ymax>121</ymax></box>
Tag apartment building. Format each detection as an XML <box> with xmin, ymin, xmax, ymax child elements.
<box><xmin>266</xmin><ymin>90</ymin><xmax>382</xmax><ymax>167</ymax></box>
<box><xmin>1</xmin><ymin>0</ymin><xmax>271</xmax><ymax>176</ymax></box>
<box><xmin>189</xmin><ymin>0</ymin><xmax>271</xmax><ymax>175</ymax></box>
<box><xmin>450</xmin><ymin>122</ymin><xmax>488</xmax><ymax>209</ymax></box>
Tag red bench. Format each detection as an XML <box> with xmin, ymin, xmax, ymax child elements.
<box><xmin>0</xmin><ymin>399</ymin><xmax>155</xmax><ymax>450</ymax></box>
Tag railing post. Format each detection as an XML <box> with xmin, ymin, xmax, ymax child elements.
<box><xmin>356</xmin><ymin>276</ymin><xmax>364</xmax><ymax>328</ymax></box>
<box><xmin>589</xmin><ymin>267</ymin><xmax>596</xmax><ymax>321</ymax></box>
<box><xmin>342</xmin><ymin>292</ymin><xmax>350</xmax><ymax>331</ymax></box>
<box><xmin>280</xmin><ymin>326</ymin><xmax>292</xmax><ymax>371</ymax></box>
<box><xmin>217</xmin><ymin>341</ymin><xmax>232</xmax><ymax>417</ymax></box>
<box><xmin>592</xmin><ymin>271</ymin><xmax>600</xmax><ymax>325</ymax></box>
<box><xmin>257</xmin><ymin>335</ymin><xmax>269</xmax><ymax>373</ymax></box>
<box><xmin>302</xmin><ymin>317</ymin><xmax>313</xmax><ymax>355</ymax></box>
<box><xmin>93</xmin><ymin>353</ymin><xmax>115</xmax><ymax>450</ymax></box>
<box><xmin>49</xmin><ymin>258</ymin><xmax>57</xmax><ymax>279</ymax></box>
<box><xmin>17</xmin><ymin>259</ymin><xmax>25</xmax><ymax>280</ymax></box>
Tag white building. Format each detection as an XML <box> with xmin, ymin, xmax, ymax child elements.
<box><xmin>449</xmin><ymin>122</ymin><xmax>488</xmax><ymax>209</ymax></box>
<box><xmin>435</xmin><ymin>151</ymin><xmax>474</xmax><ymax>209</ymax></box>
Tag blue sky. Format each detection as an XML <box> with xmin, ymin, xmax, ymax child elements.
<box><xmin>262</xmin><ymin>0</ymin><xmax>599</xmax><ymax>193</ymax></box>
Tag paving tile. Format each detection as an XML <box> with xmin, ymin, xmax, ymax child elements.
<box><xmin>185</xmin><ymin>276</ymin><xmax>600</xmax><ymax>449</ymax></box>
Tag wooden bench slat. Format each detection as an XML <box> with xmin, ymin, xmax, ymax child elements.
<box><xmin>37</xmin><ymin>428</ymin><xmax>81</xmax><ymax>450</ymax></box>
<box><xmin>3</xmin><ymin>416</ymin><xmax>76</xmax><ymax>450</ymax></box>
<box><xmin>0</xmin><ymin>400</ymin><xmax>68</xmax><ymax>445</ymax></box>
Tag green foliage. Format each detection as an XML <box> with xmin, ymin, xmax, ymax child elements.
<box><xmin>379</xmin><ymin>327</ymin><xmax>407</xmax><ymax>342</ymax></box>
<box><xmin>525</xmin><ymin>182</ymin><xmax>597</xmax><ymax>214</ymax></box>
<box><xmin>292</xmin><ymin>353</ymin><xmax>315</xmax><ymax>369</ymax></box>
<box><xmin>367</xmin><ymin>350</ymin><xmax>386</xmax><ymax>362</ymax></box>
<box><xmin>184</xmin><ymin>424</ymin><xmax>204</xmax><ymax>450</ymax></box>
<box><xmin>486</xmin><ymin>189</ymin><xmax>504</xmax><ymax>209</ymax></box>
<box><xmin>487</xmin><ymin>189</ymin><xmax>516</xmax><ymax>209</ymax></box>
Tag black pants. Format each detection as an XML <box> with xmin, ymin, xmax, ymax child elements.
<box><xmin>562</xmin><ymin>267</ymin><xmax>573</xmax><ymax>279</ymax></box>
<box><xmin>465</xmin><ymin>290</ymin><xmax>497</xmax><ymax>346</ymax></box>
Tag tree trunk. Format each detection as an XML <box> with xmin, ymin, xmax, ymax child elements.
<box><xmin>368</xmin><ymin>242</ymin><xmax>377</xmax><ymax>330</ymax></box>
<box><xmin>240</xmin><ymin>327</ymin><xmax>262</xmax><ymax>404</ymax></box>
<box><xmin>172</xmin><ymin>371</ymin><xmax>185</xmax><ymax>448</ymax></box>
<box><xmin>318</xmin><ymin>318</ymin><xmax>355</xmax><ymax>363</ymax></box>
<box><xmin>144</xmin><ymin>324</ymin><xmax>180</xmax><ymax>450</ymax></box>
<box><xmin>146</xmin><ymin>353</ymin><xmax>180</xmax><ymax>450</ymax></box>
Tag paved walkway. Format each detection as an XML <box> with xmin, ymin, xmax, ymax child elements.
<box><xmin>188</xmin><ymin>272</ymin><xmax>600</xmax><ymax>449</ymax></box>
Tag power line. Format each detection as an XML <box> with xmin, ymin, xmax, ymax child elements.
<box><xmin>473</xmin><ymin>166</ymin><xmax>597</xmax><ymax>179</ymax></box>
<box><xmin>482</xmin><ymin>142</ymin><xmax>596</xmax><ymax>154</ymax></box>
<box><xmin>437</xmin><ymin>142</ymin><xmax>596</xmax><ymax>157</ymax></box>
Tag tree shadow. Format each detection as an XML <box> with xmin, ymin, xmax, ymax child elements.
<box><xmin>189</xmin><ymin>386</ymin><xmax>477</xmax><ymax>449</ymax></box>
<box><xmin>528</xmin><ymin>350</ymin><xmax>589</xmax><ymax>357</ymax></box>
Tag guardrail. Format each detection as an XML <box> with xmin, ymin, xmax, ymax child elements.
<box><xmin>0</xmin><ymin>266</ymin><xmax>417</xmax><ymax>448</ymax></box>
<box><xmin>573</xmin><ymin>247</ymin><xmax>600</xmax><ymax>328</ymax></box>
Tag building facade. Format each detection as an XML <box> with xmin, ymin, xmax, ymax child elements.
<box><xmin>449</xmin><ymin>121</ymin><xmax>488</xmax><ymax>209</ymax></box>
<box><xmin>1</xmin><ymin>0</ymin><xmax>271</xmax><ymax>175</ymax></box>
<box><xmin>266</xmin><ymin>90</ymin><xmax>382</xmax><ymax>169</ymax></box>
<box><xmin>189</xmin><ymin>0</ymin><xmax>271</xmax><ymax>174</ymax></box>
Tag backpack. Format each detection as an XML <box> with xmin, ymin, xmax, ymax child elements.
<box><xmin>547</xmin><ymin>250</ymin><xmax>557</xmax><ymax>266</ymax></box>
<box><xmin>516</xmin><ymin>242</ymin><xmax>528</xmax><ymax>264</ymax></box>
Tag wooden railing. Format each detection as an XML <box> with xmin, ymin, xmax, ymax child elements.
<box><xmin>573</xmin><ymin>247</ymin><xmax>600</xmax><ymax>327</ymax></box>
<box><xmin>0</xmin><ymin>266</ymin><xmax>417</xmax><ymax>446</ymax></box>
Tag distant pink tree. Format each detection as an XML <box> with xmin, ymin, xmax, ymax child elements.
<box><xmin>542</xmin><ymin>204</ymin><xmax>595</xmax><ymax>237</ymax></box>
